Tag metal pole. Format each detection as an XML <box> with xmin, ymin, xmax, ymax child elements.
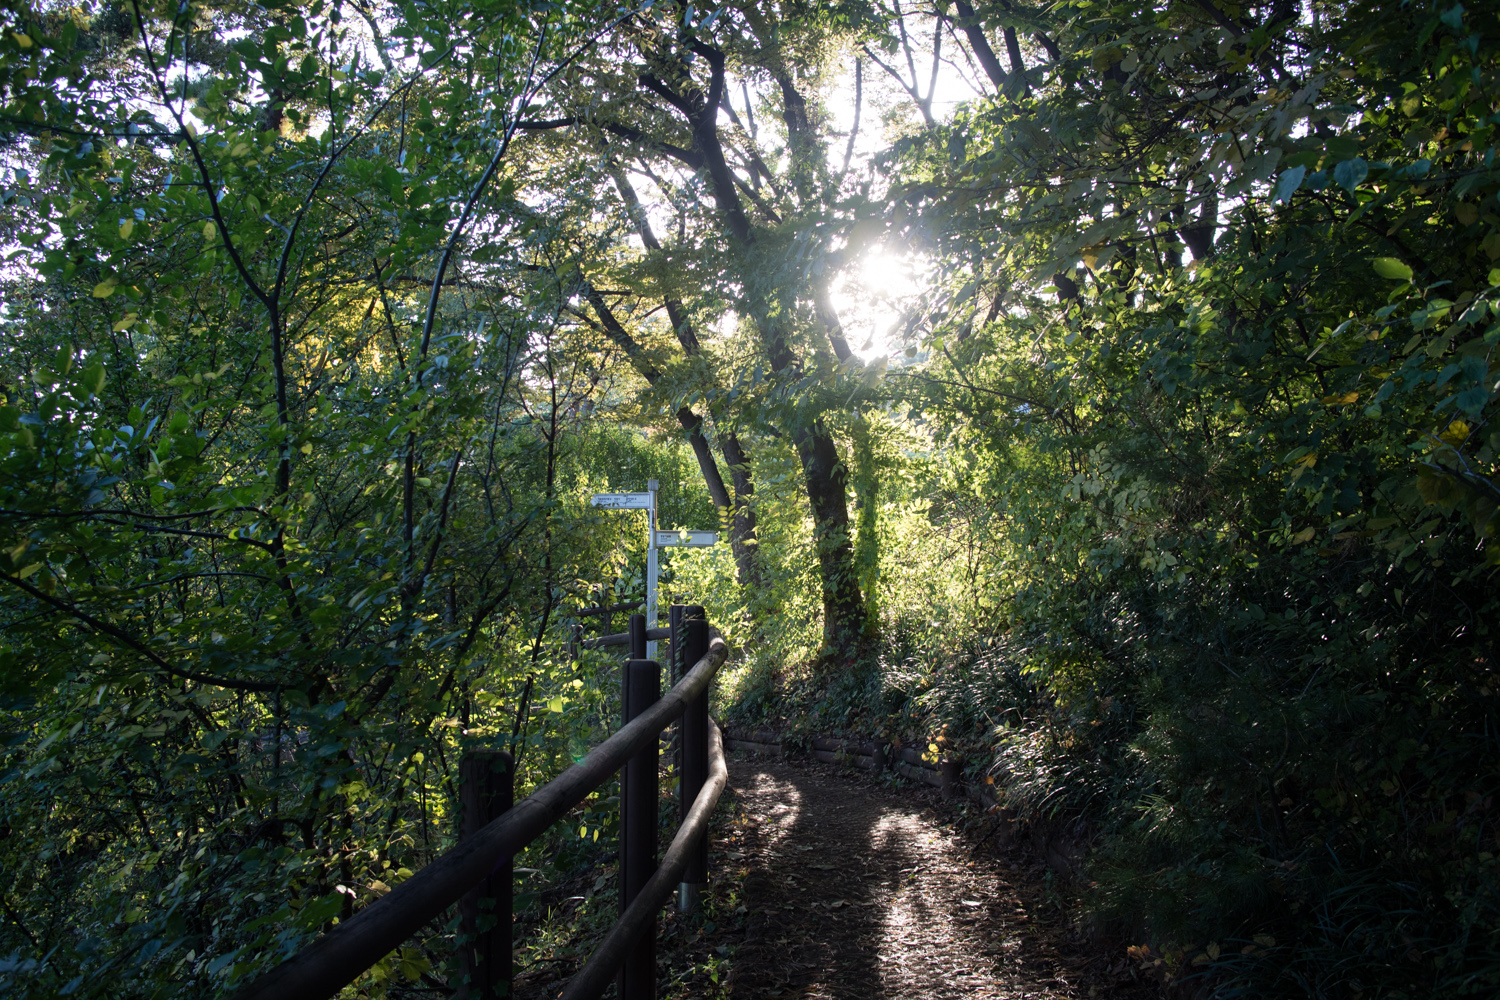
<box><xmin>620</xmin><ymin>658</ymin><xmax>660</xmax><ymax>1000</ymax></box>
<box><xmin>677</xmin><ymin>611</ymin><xmax>709</xmax><ymax>913</ymax></box>
<box><xmin>458</xmin><ymin>751</ymin><xmax>513</xmax><ymax>1000</ymax></box>
<box><xmin>645</xmin><ymin>479</ymin><xmax>659</xmax><ymax>662</ymax></box>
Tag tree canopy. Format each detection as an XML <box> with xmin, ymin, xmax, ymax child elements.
<box><xmin>1</xmin><ymin>0</ymin><xmax>1497</xmax><ymax>997</ymax></box>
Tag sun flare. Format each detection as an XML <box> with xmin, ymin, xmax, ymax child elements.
<box><xmin>829</xmin><ymin>248</ymin><xmax>920</xmax><ymax>362</ymax></box>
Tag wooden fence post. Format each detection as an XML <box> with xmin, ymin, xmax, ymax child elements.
<box><xmin>458</xmin><ymin>750</ymin><xmax>513</xmax><ymax>999</ymax></box>
<box><xmin>619</xmin><ymin>657</ymin><xmax>660</xmax><ymax>1000</ymax></box>
<box><xmin>666</xmin><ymin>604</ymin><xmax>685</xmax><ymax>774</ymax></box>
<box><xmin>629</xmin><ymin>612</ymin><xmax>647</xmax><ymax>660</ymax></box>
<box><xmin>677</xmin><ymin>610</ymin><xmax>710</xmax><ymax>912</ymax></box>
<box><xmin>940</xmin><ymin>757</ymin><xmax>964</xmax><ymax>800</ymax></box>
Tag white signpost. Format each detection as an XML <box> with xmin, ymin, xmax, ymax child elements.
<box><xmin>589</xmin><ymin>492</ymin><xmax>653</xmax><ymax>510</ymax></box>
<box><xmin>655</xmin><ymin>530</ymin><xmax>718</xmax><ymax>548</ymax></box>
<box><xmin>590</xmin><ymin>480</ymin><xmax>719</xmax><ymax>661</ymax></box>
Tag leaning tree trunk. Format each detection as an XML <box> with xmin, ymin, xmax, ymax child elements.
<box><xmin>607</xmin><ymin>163</ymin><xmax>763</xmax><ymax>588</ymax></box>
<box><xmin>716</xmin><ymin>429</ymin><xmax>760</xmax><ymax>589</ymax></box>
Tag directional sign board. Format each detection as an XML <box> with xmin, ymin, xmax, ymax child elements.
<box><xmin>655</xmin><ymin>530</ymin><xmax>718</xmax><ymax>548</ymax></box>
<box><xmin>591</xmin><ymin>492</ymin><xmax>653</xmax><ymax>510</ymax></box>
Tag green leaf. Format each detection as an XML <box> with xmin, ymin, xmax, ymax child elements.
<box><xmin>81</xmin><ymin>363</ymin><xmax>105</xmax><ymax>396</ymax></box>
<box><xmin>1333</xmin><ymin>158</ymin><xmax>1368</xmax><ymax>192</ymax></box>
<box><xmin>1372</xmin><ymin>258</ymin><xmax>1412</xmax><ymax>281</ymax></box>
<box><xmin>1274</xmin><ymin>166</ymin><xmax>1306</xmax><ymax>204</ymax></box>
<box><xmin>1456</xmin><ymin>386</ymin><xmax>1488</xmax><ymax>418</ymax></box>
<box><xmin>1324</xmin><ymin>135</ymin><xmax>1360</xmax><ymax>161</ymax></box>
<box><xmin>92</xmin><ymin>279</ymin><xmax>116</xmax><ymax>298</ymax></box>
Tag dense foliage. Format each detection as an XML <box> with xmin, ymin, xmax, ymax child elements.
<box><xmin>1</xmin><ymin>0</ymin><xmax>1496</xmax><ymax>998</ymax></box>
<box><xmin>878</xmin><ymin>3</ymin><xmax>1500</xmax><ymax>995</ymax></box>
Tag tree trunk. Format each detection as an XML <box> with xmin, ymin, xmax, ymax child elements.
<box><xmin>851</xmin><ymin>416</ymin><xmax>881</xmax><ymax>637</ymax></box>
<box><xmin>606</xmin><ymin>163</ymin><xmax>763</xmax><ymax>587</ymax></box>
<box><xmin>794</xmin><ymin>422</ymin><xmax>867</xmax><ymax>660</ymax></box>
<box><xmin>605</xmin><ymin>40</ymin><xmax>869</xmax><ymax>665</ymax></box>
<box><xmin>717</xmin><ymin>430</ymin><xmax>761</xmax><ymax>588</ymax></box>
<box><xmin>581</xmin><ymin>286</ymin><xmax>758</xmax><ymax>583</ymax></box>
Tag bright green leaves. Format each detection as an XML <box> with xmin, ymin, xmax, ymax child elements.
<box><xmin>1373</xmin><ymin>257</ymin><xmax>1414</xmax><ymax>281</ymax></box>
<box><xmin>0</xmin><ymin>4</ymin><xmax>605</xmax><ymax>991</ymax></box>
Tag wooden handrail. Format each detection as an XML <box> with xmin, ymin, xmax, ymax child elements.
<box><xmin>572</xmin><ymin>599</ymin><xmax>644</xmax><ymax>617</ymax></box>
<box><xmin>582</xmin><ymin>626</ymin><xmax>668</xmax><ymax>649</ymax></box>
<box><xmin>230</xmin><ymin>636</ymin><xmax>729</xmax><ymax>1000</ymax></box>
<box><xmin>558</xmin><ymin>719</ymin><xmax>728</xmax><ymax>1000</ymax></box>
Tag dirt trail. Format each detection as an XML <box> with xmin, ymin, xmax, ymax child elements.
<box><xmin>721</xmin><ymin>752</ymin><xmax>1137</xmax><ymax>1000</ymax></box>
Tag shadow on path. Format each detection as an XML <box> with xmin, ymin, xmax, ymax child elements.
<box><xmin>723</xmin><ymin>753</ymin><xmax>1087</xmax><ymax>1000</ymax></box>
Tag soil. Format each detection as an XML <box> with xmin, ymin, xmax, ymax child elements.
<box><xmin>717</xmin><ymin>750</ymin><xmax>1150</xmax><ymax>1000</ymax></box>
<box><xmin>507</xmin><ymin>748</ymin><xmax>1152</xmax><ymax>999</ymax></box>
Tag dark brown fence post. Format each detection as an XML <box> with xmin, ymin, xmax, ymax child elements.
<box><xmin>629</xmin><ymin>612</ymin><xmax>647</xmax><ymax>660</ymax></box>
<box><xmin>677</xmin><ymin>610</ymin><xmax>710</xmax><ymax>912</ymax></box>
<box><xmin>458</xmin><ymin>750</ymin><xmax>513</xmax><ymax>1000</ymax></box>
<box><xmin>667</xmin><ymin>604</ymin><xmax>685</xmax><ymax>774</ymax></box>
<box><xmin>620</xmin><ymin>658</ymin><xmax>661</xmax><ymax>1000</ymax></box>
<box><xmin>940</xmin><ymin>757</ymin><xmax>964</xmax><ymax>800</ymax></box>
<box><xmin>624</xmin><ymin>614</ymin><xmax>646</xmax><ymax>762</ymax></box>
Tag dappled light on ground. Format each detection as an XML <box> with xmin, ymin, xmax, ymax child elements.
<box><xmin>723</xmin><ymin>755</ymin><xmax>1123</xmax><ymax>1000</ymax></box>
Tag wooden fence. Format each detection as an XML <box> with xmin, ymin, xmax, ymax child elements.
<box><xmin>231</xmin><ymin>605</ymin><xmax>727</xmax><ymax>1000</ymax></box>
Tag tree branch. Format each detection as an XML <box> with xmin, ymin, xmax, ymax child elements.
<box><xmin>1</xmin><ymin>572</ymin><xmax>282</xmax><ymax>692</ymax></box>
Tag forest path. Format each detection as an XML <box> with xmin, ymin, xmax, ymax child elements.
<box><xmin>718</xmin><ymin>753</ymin><xmax>1135</xmax><ymax>1000</ymax></box>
